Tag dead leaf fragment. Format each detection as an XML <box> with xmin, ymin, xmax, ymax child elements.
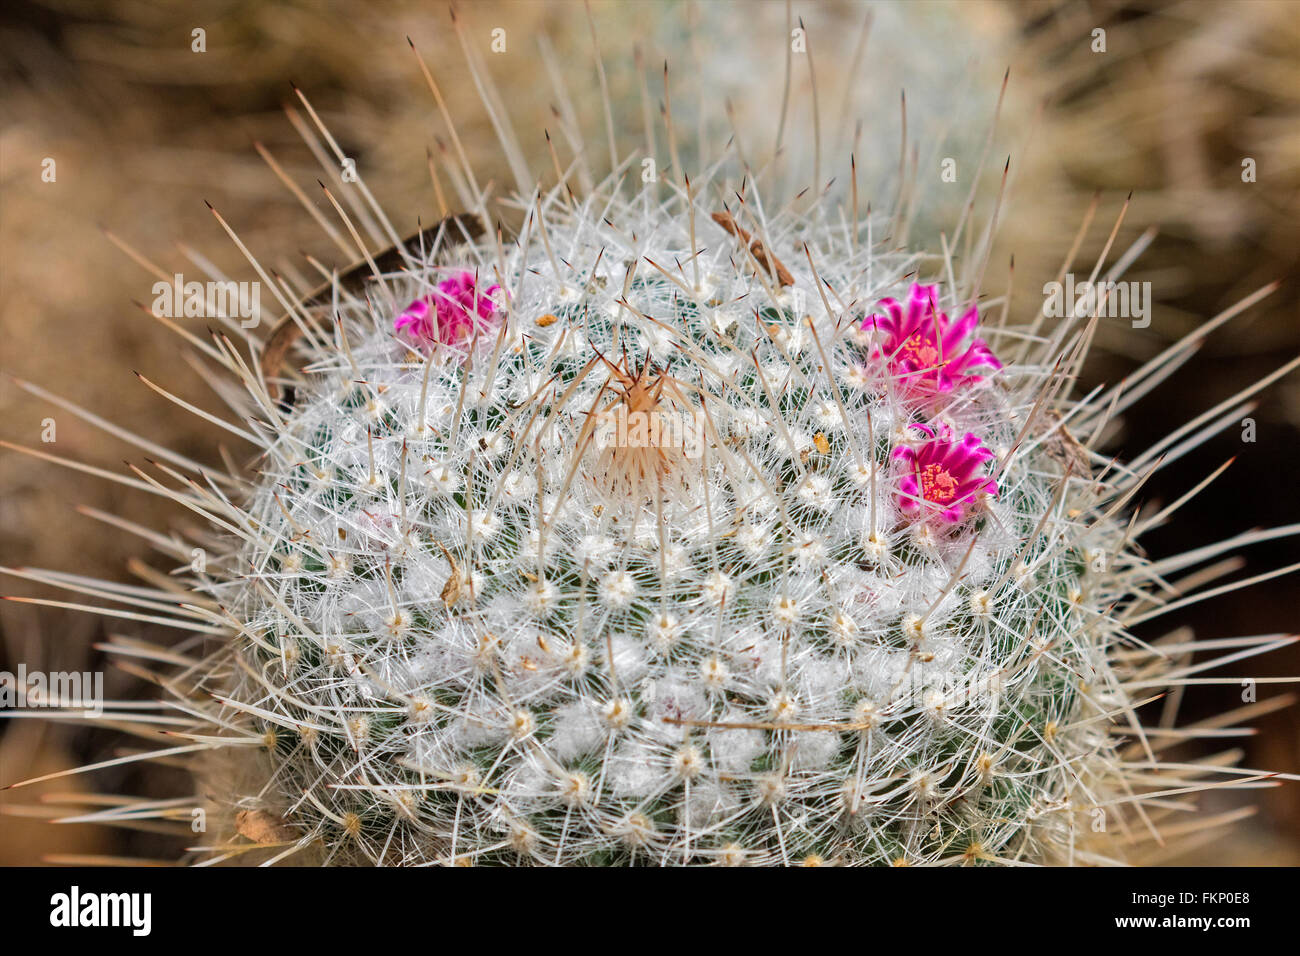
<box><xmin>710</xmin><ymin>211</ymin><xmax>795</xmax><ymax>287</ymax></box>
<box><xmin>235</xmin><ymin>809</ymin><xmax>298</xmax><ymax>845</ymax></box>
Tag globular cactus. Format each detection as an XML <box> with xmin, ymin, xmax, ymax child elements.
<box><xmin>223</xmin><ymin>210</ymin><xmax>1060</xmax><ymax>866</ymax></box>
<box><xmin>5</xmin><ymin>13</ymin><xmax>1296</xmax><ymax>867</ymax></box>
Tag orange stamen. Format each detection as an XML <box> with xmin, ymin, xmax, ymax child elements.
<box><xmin>900</xmin><ymin>333</ymin><xmax>941</xmax><ymax>368</ymax></box>
<box><xmin>919</xmin><ymin>463</ymin><xmax>957</xmax><ymax>504</ymax></box>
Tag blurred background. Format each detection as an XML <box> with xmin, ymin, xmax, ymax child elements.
<box><xmin>1</xmin><ymin>0</ymin><xmax>1297</xmax><ymax>864</ymax></box>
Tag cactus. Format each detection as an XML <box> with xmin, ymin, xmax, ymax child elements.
<box><xmin>4</xmin><ymin>14</ymin><xmax>1296</xmax><ymax>867</ymax></box>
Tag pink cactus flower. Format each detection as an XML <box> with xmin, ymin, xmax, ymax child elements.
<box><xmin>395</xmin><ymin>270</ymin><xmax>500</xmax><ymax>346</ymax></box>
<box><xmin>861</xmin><ymin>283</ymin><xmax>1001</xmax><ymax>394</ymax></box>
<box><xmin>893</xmin><ymin>423</ymin><xmax>998</xmax><ymax>523</ymax></box>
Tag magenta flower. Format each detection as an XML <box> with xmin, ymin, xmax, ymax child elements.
<box><xmin>861</xmin><ymin>283</ymin><xmax>1001</xmax><ymax>394</ymax></box>
<box><xmin>395</xmin><ymin>270</ymin><xmax>500</xmax><ymax>346</ymax></box>
<box><xmin>893</xmin><ymin>423</ymin><xmax>998</xmax><ymax>523</ymax></box>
